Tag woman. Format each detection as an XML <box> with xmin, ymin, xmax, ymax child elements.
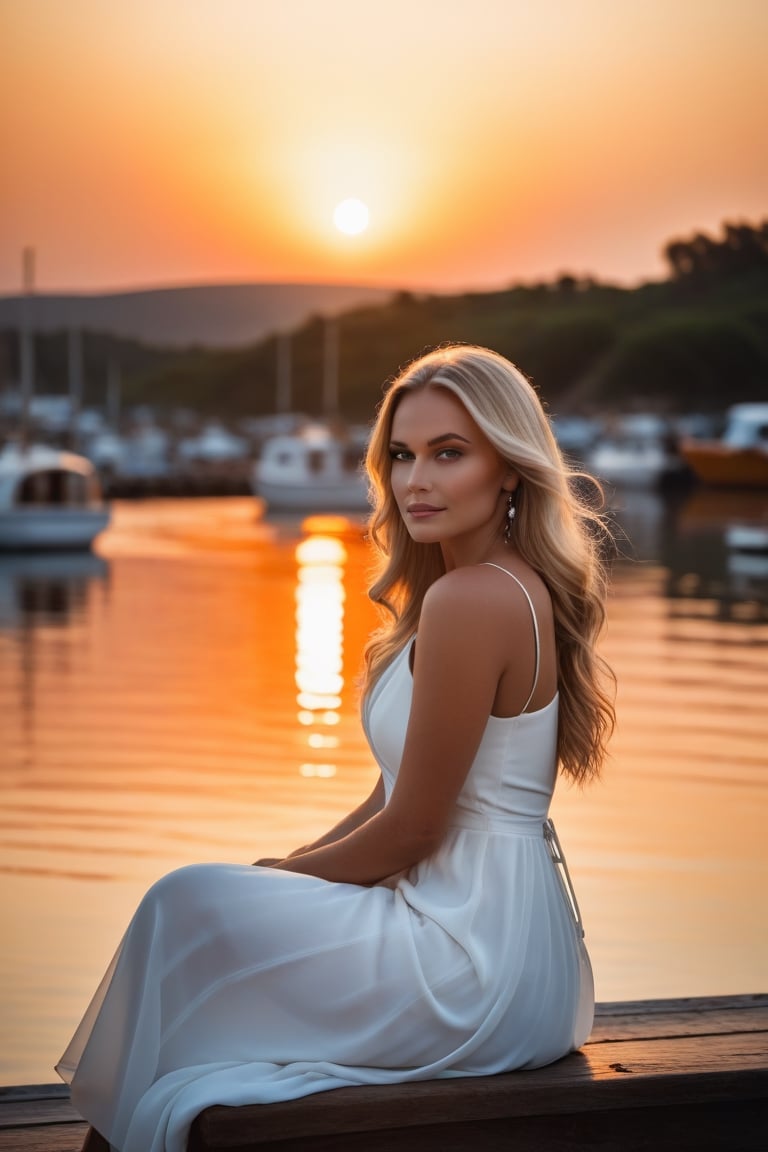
<box><xmin>59</xmin><ymin>345</ymin><xmax>615</xmax><ymax>1152</ymax></box>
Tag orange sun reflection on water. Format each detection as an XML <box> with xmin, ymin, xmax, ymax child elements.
<box><xmin>294</xmin><ymin>534</ymin><xmax>348</xmax><ymax>779</ymax></box>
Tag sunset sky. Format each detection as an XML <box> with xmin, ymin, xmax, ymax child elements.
<box><xmin>2</xmin><ymin>0</ymin><xmax>766</xmax><ymax>295</ymax></box>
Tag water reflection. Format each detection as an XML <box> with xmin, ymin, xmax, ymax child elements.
<box><xmin>0</xmin><ymin>551</ymin><xmax>109</xmax><ymax>629</ymax></box>
<box><xmin>665</xmin><ymin>490</ymin><xmax>767</xmax><ymax>624</ymax></box>
<box><xmin>294</xmin><ymin>532</ymin><xmax>347</xmax><ymax>779</ymax></box>
<box><xmin>609</xmin><ymin>488</ymin><xmax>768</xmax><ymax>625</ymax></box>
<box><xmin>605</xmin><ymin>487</ymin><xmax>667</xmax><ymax>563</ymax></box>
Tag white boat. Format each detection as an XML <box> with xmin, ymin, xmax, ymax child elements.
<box><xmin>177</xmin><ymin>423</ymin><xmax>249</xmax><ymax>463</ymax></box>
<box><xmin>726</xmin><ymin>524</ymin><xmax>768</xmax><ymax>553</ymax></box>
<box><xmin>252</xmin><ymin>425</ymin><xmax>370</xmax><ymax>512</ymax></box>
<box><xmin>0</xmin><ymin>442</ymin><xmax>111</xmax><ymax>550</ymax></box>
<box><xmin>587</xmin><ymin>414</ymin><xmax>684</xmax><ymax>488</ymax></box>
<box><xmin>550</xmin><ymin>414</ymin><xmax>599</xmax><ymax>457</ymax></box>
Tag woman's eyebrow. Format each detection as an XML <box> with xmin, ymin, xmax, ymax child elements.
<box><xmin>389</xmin><ymin>433</ymin><xmax>471</xmax><ymax>447</ymax></box>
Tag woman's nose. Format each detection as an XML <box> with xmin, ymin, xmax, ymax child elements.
<box><xmin>405</xmin><ymin>457</ymin><xmax>432</xmax><ymax>492</ymax></box>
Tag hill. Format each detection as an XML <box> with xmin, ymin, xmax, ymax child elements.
<box><xmin>0</xmin><ymin>282</ymin><xmax>391</xmax><ymax>348</ymax></box>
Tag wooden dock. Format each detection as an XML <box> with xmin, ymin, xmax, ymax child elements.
<box><xmin>1</xmin><ymin>994</ymin><xmax>766</xmax><ymax>1151</ymax></box>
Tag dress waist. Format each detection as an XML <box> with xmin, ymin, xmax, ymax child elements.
<box><xmin>449</xmin><ymin>811</ymin><xmax>546</xmax><ymax>837</ymax></box>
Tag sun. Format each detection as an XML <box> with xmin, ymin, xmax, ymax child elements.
<box><xmin>333</xmin><ymin>198</ymin><xmax>369</xmax><ymax>236</ymax></box>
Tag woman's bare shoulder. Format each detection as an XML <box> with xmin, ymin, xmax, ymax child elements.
<box><xmin>425</xmin><ymin>561</ymin><xmax>546</xmax><ymax>609</ymax></box>
<box><xmin>420</xmin><ymin>563</ymin><xmax>540</xmax><ymax>636</ymax></box>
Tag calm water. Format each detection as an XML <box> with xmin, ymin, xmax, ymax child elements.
<box><xmin>1</xmin><ymin>492</ymin><xmax>766</xmax><ymax>1085</ymax></box>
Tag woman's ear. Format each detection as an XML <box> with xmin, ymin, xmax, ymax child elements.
<box><xmin>502</xmin><ymin>468</ymin><xmax>520</xmax><ymax>494</ymax></box>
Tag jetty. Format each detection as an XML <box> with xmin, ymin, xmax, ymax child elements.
<box><xmin>1</xmin><ymin>994</ymin><xmax>765</xmax><ymax>1151</ymax></box>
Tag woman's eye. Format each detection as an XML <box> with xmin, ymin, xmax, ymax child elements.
<box><xmin>438</xmin><ymin>448</ymin><xmax>462</xmax><ymax>459</ymax></box>
<box><xmin>389</xmin><ymin>449</ymin><xmax>413</xmax><ymax>461</ymax></box>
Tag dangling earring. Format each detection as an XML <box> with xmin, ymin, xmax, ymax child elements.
<box><xmin>504</xmin><ymin>492</ymin><xmax>516</xmax><ymax>544</ymax></box>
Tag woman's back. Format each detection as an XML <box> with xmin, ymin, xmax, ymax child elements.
<box><xmin>366</xmin><ymin>641</ymin><xmax>558</xmax><ymax>825</ymax></box>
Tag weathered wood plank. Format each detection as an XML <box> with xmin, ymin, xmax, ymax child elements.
<box><xmin>590</xmin><ymin>993</ymin><xmax>768</xmax><ymax>1042</ymax></box>
<box><xmin>594</xmin><ymin>993</ymin><xmax>768</xmax><ymax>1016</ymax></box>
<box><xmin>0</xmin><ymin>1123</ymin><xmax>87</xmax><ymax>1152</ymax></box>
<box><xmin>191</xmin><ymin>1101</ymin><xmax>768</xmax><ymax>1152</ymax></box>
<box><xmin>0</xmin><ymin>1097</ymin><xmax>81</xmax><ymax>1130</ymax></box>
<box><xmin>0</xmin><ymin>1090</ymin><xmax>68</xmax><ymax>1103</ymax></box>
<box><xmin>582</xmin><ymin>1031</ymin><xmax>768</xmax><ymax>1082</ymax></box>
<box><xmin>190</xmin><ymin>1033</ymin><xmax>768</xmax><ymax>1149</ymax></box>
<box><xmin>2</xmin><ymin>1103</ymin><xmax>765</xmax><ymax>1152</ymax></box>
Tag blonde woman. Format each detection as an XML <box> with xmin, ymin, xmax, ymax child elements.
<box><xmin>61</xmin><ymin>345</ymin><xmax>615</xmax><ymax>1152</ymax></box>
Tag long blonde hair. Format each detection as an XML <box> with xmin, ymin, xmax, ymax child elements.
<box><xmin>363</xmin><ymin>344</ymin><xmax>615</xmax><ymax>784</ymax></box>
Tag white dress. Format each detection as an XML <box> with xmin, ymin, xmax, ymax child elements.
<box><xmin>57</xmin><ymin>567</ymin><xmax>593</xmax><ymax>1152</ymax></box>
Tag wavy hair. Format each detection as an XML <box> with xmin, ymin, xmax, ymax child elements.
<box><xmin>362</xmin><ymin>344</ymin><xmax>615</xmax><ymax>783</ymax></box>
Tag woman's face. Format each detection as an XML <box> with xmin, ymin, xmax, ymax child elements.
<box><xmin>388</xmin><ymin>387</ymin><xmax>515</xmax><ymax>551</ymax></box>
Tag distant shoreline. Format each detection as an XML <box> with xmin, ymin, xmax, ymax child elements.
<box><xmin>0</xmin><ymin>282</ymin><xmax>392</xmax><ymax>348</ymax></box>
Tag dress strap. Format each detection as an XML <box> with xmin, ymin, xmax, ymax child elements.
<box><xmin>481</xmin><ymin>562</ymin><xmax>540</xmax><ymax>713</ymax></box>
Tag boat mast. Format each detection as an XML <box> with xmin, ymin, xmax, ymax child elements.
<box><xmin>19</xmin><ymin>246</ymin><xmax>35</xmax><ymax>451</ymax></box>
<box><xmin>68</xmin><ymin>326</ymin><xmax>83</xmax><ymax>452</ymax></box>
<box><xmin>322</xmin><ymin>317</ymin><xmax>339</xmax><ymax>417</ymax></box>
<box><xmin>107</xmin><ymin>357</ymin><xmax>121</xmax><ymax>429</ymax></box>
<box><xmin>275</xmin><ymin>333</ymin><xmax>292</xmax><ymax>414</ymax></box>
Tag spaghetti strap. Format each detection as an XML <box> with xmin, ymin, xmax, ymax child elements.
<box><xmin>481</xmin><ymin>562</ymin><xmax>541</xmax><ymax>713</ymax></box>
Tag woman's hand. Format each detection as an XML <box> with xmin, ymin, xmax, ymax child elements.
<box><xmin>252</xmin><ymin>780</ymin><xmax>385</xmax><ymax>871</ymax></box>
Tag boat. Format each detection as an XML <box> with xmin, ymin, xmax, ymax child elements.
<box><xmin>0</xmin><ymin>442</ymin><xmax>111</xmax><ymax>550</ymax></box>
<box><xmin>586</xmin><ymin>414</ymin><xmax>686</xmax><ymax>488</ymax></box>
<box><xmin>252</xmin><ymin>424</ymin><xmax>370</xmax><ymax>512</ymax></box>
<box><xmin>726</xmin><ymin>524</ymin><xmax>768</xmax><ymax>553</ymax></box>
<box><xmin>549</xmin><ymin>414</ymin><xmax>599</xmax><ymax>458</ymax></box>
<box><xmin>177</xmin><ymin>423</ymin><xmax>249</xmax><ymax>464</ymax></box>
<box><xmin>0</xmin><ymin>253</ymin><xmax>110</xmax><ymax>549</ymax></box>
<box><xmin>680</xmin><ymin>403</ymin><xmax>768</xmax><ymax>487</ymax></box>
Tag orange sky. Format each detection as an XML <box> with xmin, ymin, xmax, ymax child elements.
<box><xmin>1</xmin><ymin>0</ymin><xmax>766</xmax><ymax>294</ymax></box>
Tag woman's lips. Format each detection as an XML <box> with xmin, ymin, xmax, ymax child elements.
<box><xmin>407</xmin><ymin>504</ymin><xmax>444</xmax><ymax>518</ymax></box>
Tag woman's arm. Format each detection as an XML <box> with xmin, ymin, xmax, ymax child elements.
<box><xmin>275</xmin><ymin>569</ymin><xmax>521</xmax><ymax>885</ymax></box>
<box><xmin>285</xmin><ymin>776</ymin><xmax>386</xmax><ymax>857</ymax></box>
<box><xmin>254</xmin><ymin>776</ymin><xmax>385</xmax><ymax>865</ymax></box>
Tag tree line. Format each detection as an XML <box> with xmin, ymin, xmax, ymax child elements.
<box><xmin>2</xmin><ymin>218</ymin><xmax>766</xmax><ymax>422</ymax></box>
<box><xmin>664</xmin><ymin>219</ymin><xmax>768</xmax><ymax>280</ymax></box>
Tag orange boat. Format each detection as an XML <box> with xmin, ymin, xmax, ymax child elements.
<box><xmin>680</xmin><ymin>403</ymin><xmax>768</xmax><ymax>487</ymax></box>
